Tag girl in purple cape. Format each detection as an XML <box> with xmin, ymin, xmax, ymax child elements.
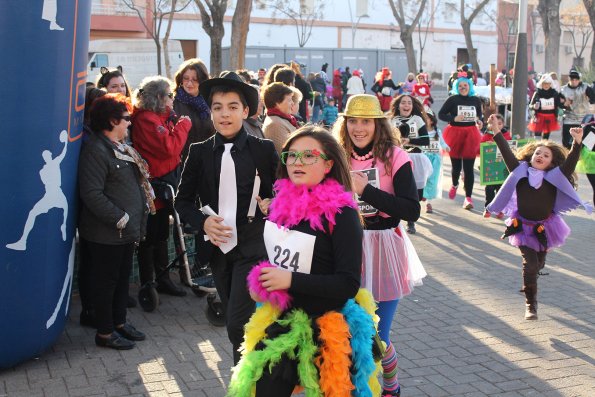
<box><xmin>486</xmin><ymin>127</ymin><xmax>591</xmax><ymax>320</ymax></box>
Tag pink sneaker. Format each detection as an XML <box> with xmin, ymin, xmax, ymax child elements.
<box><xmin>448</xmin><ymin>185</ymin><xmax>458</xmax><ymax>200</ymax></box>
<box><xmin>496</xmin><ymin>212</ymin><xmax>505</xmax><ymax>219</ymax></box>
<box><xmin>483</xmin><ymin>209</ymin><xmax>491</xmax><ymax>218</ymax></box>
<box><xmin>463</xmin><ymin>197</ymin><xmax>474</xmax><ymax>210</ymax></box>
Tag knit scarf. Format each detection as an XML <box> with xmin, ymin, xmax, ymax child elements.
<box><xmin>113</xmin><ymin>142</ymin><xmax>156</xmax><ymax>215</ymax></box>
<box><xmin>268</xmin><ymin>178</ymin><xmax>357</xmax><ymax>233</ymax></box>
<box><xmin>175</xmin><ymin>87</ymin><xmax>210</xmax><ymax>120</ymax></box>
<box><xmin>267</xmin><ymin>107</ymin><xmax>299</xmax><ymax>128</ymax></box>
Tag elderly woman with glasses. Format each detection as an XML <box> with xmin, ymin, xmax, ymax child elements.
<box><xmin>78</xmin><ymin>93</ymin><xmax>153</xmax><ymax>349</ymax></box>
<box><xmin>131</xmin><ymin>76</ymin><xmax>191</xmax><ymax>298</ymax></box>
<box><xmin>173</xmin><ymin>58</ymin><xmax>216</xmax><ymax>161</ymax></box>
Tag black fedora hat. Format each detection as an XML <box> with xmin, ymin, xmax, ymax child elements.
<box><xmin>199</xmin><ymin>71</ymin><xmax>259</xmax><ymax>117</ymax></box>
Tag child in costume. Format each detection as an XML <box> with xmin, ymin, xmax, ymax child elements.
<box><xmin>486</xmin><ymin>127</ymin><xmax>591</xmax><ymax>320</ymax></box>
<box><xmin>335</xmin><ymin>94</ymin><xmax>426</xmax><ymax>397</ymax></box>
<box><xmin>481</xmin><ymin>114</ymin><xmax>511</xmax><ymax>219</ymax></box>
<box><xmin>528</xmin><ymin>74</ymin><xmax>564</xmax><ymax>140</ymax></box>
<box><xmin>389</xmin><ymin>94</ymin><xmax>433</xmax><ymax>234</ymax></box>
<box><xmin>577</xmin><ymin>114</ymin><xmax>595</xmax><ymax>204</ymax></box>
<box><xmin>422</xmin><ymin>110</ymin><xmax>449</xmax><ymax>214</ymax></box>
<box><xmin>228</xmin><ymin>126</ymin><xmax>381</xmax><ymax>397</ymax></box>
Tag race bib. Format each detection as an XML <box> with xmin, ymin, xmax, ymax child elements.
<box><xmin>539</xmin><ymin>97</ymin><xmax>555</xmax><ymax>110</ymax></box>
<box><xmin>408</xmin><ymin>123</ymin><xmax>418</xmax><ymax>138</ymax></box>
<box><xmin>351</xmin><ymin>168</ymin><xmax>380</xmax><ymax>216</ymax></box>
<box><xmin>264</xmin><ymin>221</ymin><xmax>316</xmax><ymax>274</ymax></box>
<box><xmin>381</xmin><ymin>86</ymin><xmax>392</xmax><ymax>96</ymax></box>
<box><xmin>457</xmin><ymin>105</ymin><xmax>476</xmax><ymax>122</ymax></box>
<box><xmin>421</xmin><ymin>141</ymin><xmax>441</xmax><ymax>153</ymax></box>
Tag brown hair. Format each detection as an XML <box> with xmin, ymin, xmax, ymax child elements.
<box><xmin>333</xmin><ymin>116</ymin><xmax>401</xmax><ymax>176</ymax></box>
<box><xmin>515</xmin><ymin>141</ymin><xmax>576</xmax><ymax>187</ymax></box>
<box><xmin>278</xmin><ymin>125</ymin><xmax>354</xmax><ymax>193</ymax></box>
<box><xmin>263</xmin><ymin>63</ymin><xmax>287</xmax><ymax>87</ymax></box>
<box><xmin>273</xmin><ymin>68</ymin><xmax>296</xmax><ymax>86</ymax></box>
<box><xmin>389</xmin><ymin>94</ymin><xmax>429</xmax><ymax>126</ymax></box>
<box><xmin>262</xmin><ymin>82</ymin><xmax>294</xmax><ymax>109</ymax></box>
<box><xmin>174</xmin><ymin>58</ymin><xmax>210</xmax><ymax>89</ymax></box>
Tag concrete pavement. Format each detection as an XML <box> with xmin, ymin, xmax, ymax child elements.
<box><xmin>1</xmin><ymin>143</ymin><xmax>593</xmax><ymax>397</ymax></box>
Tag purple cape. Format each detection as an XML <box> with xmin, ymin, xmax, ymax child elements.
<box><xmin>487</xmin><ymin>162</ymin><xmax>593</xmax><ymax>216</ymax></box>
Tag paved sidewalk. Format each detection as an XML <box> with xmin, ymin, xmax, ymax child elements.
<box><xmin>1</xmin><ymin>156</ymin><xmax>593</xmax><ymax>397</ymax></box>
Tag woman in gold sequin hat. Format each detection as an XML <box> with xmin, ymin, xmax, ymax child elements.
<box><xmin>334</xmin><ymin>93</ymin><xmax>426</xmax><ymax>397</ymax></box>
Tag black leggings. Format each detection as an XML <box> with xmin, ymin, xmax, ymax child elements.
<box><xmin>450</xmin><ymin>157</ymin><xmax>475</xmax><ymax>197</ymax></box>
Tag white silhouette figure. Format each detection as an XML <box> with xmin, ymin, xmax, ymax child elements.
<box><xmin>46</xmin><ymin>237</ymin><xmax>75</xmax><ymax>329</ymax></box>
<box><xmin>42</xmin><ymin>0</ymin><xmax>64</xmax><ymax>31</ymax></box>
<box><xmin>6</xmin><ymin>130</ymin><xmax>69</xmax><ymax>251</ymax></box>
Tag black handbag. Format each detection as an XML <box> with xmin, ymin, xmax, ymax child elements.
<box><xmin>150</xmin><ymin>165</ymin><xmax>181</xmax><ymax>201</ymax></box>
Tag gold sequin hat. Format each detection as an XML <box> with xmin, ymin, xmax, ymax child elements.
<box><xmin>340</xmin><ymin>94</ymin><xmax>385</xmax><ymax>118</ymax></box>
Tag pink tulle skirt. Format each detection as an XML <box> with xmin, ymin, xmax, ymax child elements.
<box><xmin>506</xmin><ymin>212</ymin><xmax>570</xmax><ymax>252</ymax></box>
<box><xmin>361</xmin><ymin>224</ymin><xmax>427</xmax><ymax>301</ymax></box>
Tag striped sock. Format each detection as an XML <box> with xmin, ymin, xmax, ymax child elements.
<box><xmin>381</xmin><ymin>342</ymin><xmax>399</xmax><ymax>392</ymax></box>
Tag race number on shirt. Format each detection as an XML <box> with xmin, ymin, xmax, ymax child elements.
<box><xmin>457</xmin><ymin>105</ymin><xmax>477</xmax><ymax>122</ymax></box>
<box><xmin>422</xmin><ymin>141</ymin><xmax>441</xmax><ymax>153</ymax></box>
<box><xmin>351</xmin><ymin>168</ymin><xmax>380</xmax><ymax>216</ymax></box>
<box><xmin>539</xmin><ymin>97</ymin><xmax>555</xmax><ymax>110</ymax></box>
<box><xmin>408</xmin><ymin>123</ymin><xmax>418</xmax><ymax>138</ymax></box>
<box><xmin>263</xmin><ymin>221</ymin><xmax>316</xmax><ymax>274</ymax></box>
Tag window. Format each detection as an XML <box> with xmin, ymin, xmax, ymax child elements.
<box><xmin>507</xmin><ymin>52</ymin><xmax>515</xmax><ymax>70</ymax></box>
<box><xmin>443</xmin><ymin>2</ymin><xmax>457</xmax><ymax>23</ymax></box>
<box><xmin>508</xmin><ymin>20</ymin><xmax>518</xmax><ymax>35</ymax></box>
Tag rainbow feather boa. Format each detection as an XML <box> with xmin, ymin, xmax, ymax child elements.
<box><xmin>228</xmin><ymin>289</ymin><xmax>380</xmax><ymax>397</ymax></box>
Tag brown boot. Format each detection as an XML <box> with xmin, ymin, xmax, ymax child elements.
<box><xmin>524</xmin><ymin>284</ymin><xmax>538</xmax><ymax>320</ymax></box>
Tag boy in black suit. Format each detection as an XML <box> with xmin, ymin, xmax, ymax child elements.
<box><xmin>175</xmin><ymin>72</ymin><xmax>278</xmax><ymax>364</ymax></box>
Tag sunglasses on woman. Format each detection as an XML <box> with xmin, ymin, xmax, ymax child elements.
<box><xmin>280</xmin><ymin>149</ymin><xmax>328</xmax><ymax>165</ymax></box>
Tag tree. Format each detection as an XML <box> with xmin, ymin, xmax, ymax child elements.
<box><xmin>537</xmin><ymin>0</ymin><xmax>562</xmax><ymax>73</ymax></box>
<box><xmin>258</xmin><ymin>0</ymin><xmax>325</xmax><ymax>47</ymax></box>
<box><xmin>194</xmin><ymin>0</ymin><xmax>228</xmax><ymax>76</ymax></box>
<box><xmin>230</xmin><ymin>0</ymin><xmax>253</xmax><ymax>70</ymax></box>
<box><xmin>388</xmin><ymin>0</ymin><xmax>428</xmax><ymax>74</ymax></box>
<box><xmin>163</xmin><ymin>0</ymin><xmax>178</xmax><ymax>79</ymax></box>
<box><xmin>583</xmin><ymin>0</ymin><xmax>595</xmax><ymax>68</ymax></box>
<box><xmin>460</xmin><ymin>0</ymin><xmax>492</xmax><ymax>73</ymax></box>
<box><xmin>122</xmin><ymin>0</ymin><xmax>192</xmax><ymax>75</ymax></box>
<box><xmin>417</xmin><ymin>0</ymin><xmax>442</xmax><ymax>72</ymax></box>
<box><xmin>561</xmin><ymin>11</ymin><xmax>593</xmax><ymax>68</ymax></box>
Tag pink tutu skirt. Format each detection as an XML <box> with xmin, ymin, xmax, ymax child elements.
<box><xmin>361</xmin><ymin>224</ymin><xmax>427</xmax><ymax>301</ymax></box>
<box><xmin>505</xmin><ymin>212</ymin><xmax>570</xmax><ymax>252</ymax></box>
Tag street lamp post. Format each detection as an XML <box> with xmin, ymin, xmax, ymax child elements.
<box><xmin>530</xmin><ymin>9</ymin><xmax>539</xmax><ymax>72</ymax></box>
<box><xmin>348</xmin><ymin>0</ymin><xmax>368</xmax><ymax>48</ymax></box>
<box><xmin>511</xmin><ymin>0</ymin><xmax>528</xmax><ymax>138</ymax></box>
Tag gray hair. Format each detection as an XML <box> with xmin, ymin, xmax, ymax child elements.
<box><xmin>133</xmin><ymin>76</ymin><xmax>173</xmax><ymax>113</ymax></box>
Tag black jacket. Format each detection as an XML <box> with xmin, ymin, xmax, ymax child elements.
<box><xmin>78</xmin><ymin>133</ymin><xmax>148</xmax><ymax>245</ymax></box>
<box><xmin>173</xmin><ymin>99</ymin><xmax>216</xmax><ymax>162</ymax></box>
<box><xmin>175</xmin><ymin>132</ymin><xmax>278</xmax><ymax>263</ymax></box>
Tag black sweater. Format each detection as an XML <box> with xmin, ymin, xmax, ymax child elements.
<box><xmin>287</xmin><ymin>206</ymin><xmax>362</xmax><ymax>316</ymax></box>
<box><xmin>439</xmin><ymin>94</ymin><xmax>483</xmax><ymax>127</ymax></box>
<box><xmin>529</xmin><ymin>88</ymin><xmax>563</xmax><ymax>115</ymax></box>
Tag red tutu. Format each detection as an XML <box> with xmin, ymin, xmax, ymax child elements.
<box><xmin>443</xmin><ymin>124</ymin><xmax>482</xmax><ymax>158</ymax></box>
<box><xmin>528</xmin><ymin>113</ymin><xmax>559</xmax><ymax>133</ymax></box>
<box><xmin>378</xmin><ymin>94</ymin><xmax>392</xmax><ymax>111</ymax></box>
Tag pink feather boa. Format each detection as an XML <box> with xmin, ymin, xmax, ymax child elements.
<box><xmin>268</xmin><ymin>178</ymin><xmax>357</xmax><ymax>233</ymax></box>
<box><xmin>247</xmin><ymin>261</ymin><xmax>293</xmax><ymax>310</ymax></box>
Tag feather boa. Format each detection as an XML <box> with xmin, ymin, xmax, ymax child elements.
<box><xmin>315</xmin><ymin>312</ymin><xmax>354</xmax><ymax>396</ymax></box>
<box><xmin>268</xmin><ymin>178</ymin><xmax>357</xmax><ymax>233</ymax></box>
<box><xmin>342</xmin><ymin>299</ymin><xmax>379</xmax><ymax>397</ymax></box>
<box><xmin>239</xmin><ymin>302</ymin><xmax>281</xmax><ymax>355</ymax></box>
<box><xmin>228</xmin><ymin>309</ymin><xmax>321</xmax><ymax>397</ymax></box>
<box><xmin>247</xmin><ymin>261</ymin><xmax>293</xmax><ymax>311</ymax></box>
<box><xmin>356</xmin><ymin>289</ymin><xmax>383</xmax><ymax>396</ymax></box>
